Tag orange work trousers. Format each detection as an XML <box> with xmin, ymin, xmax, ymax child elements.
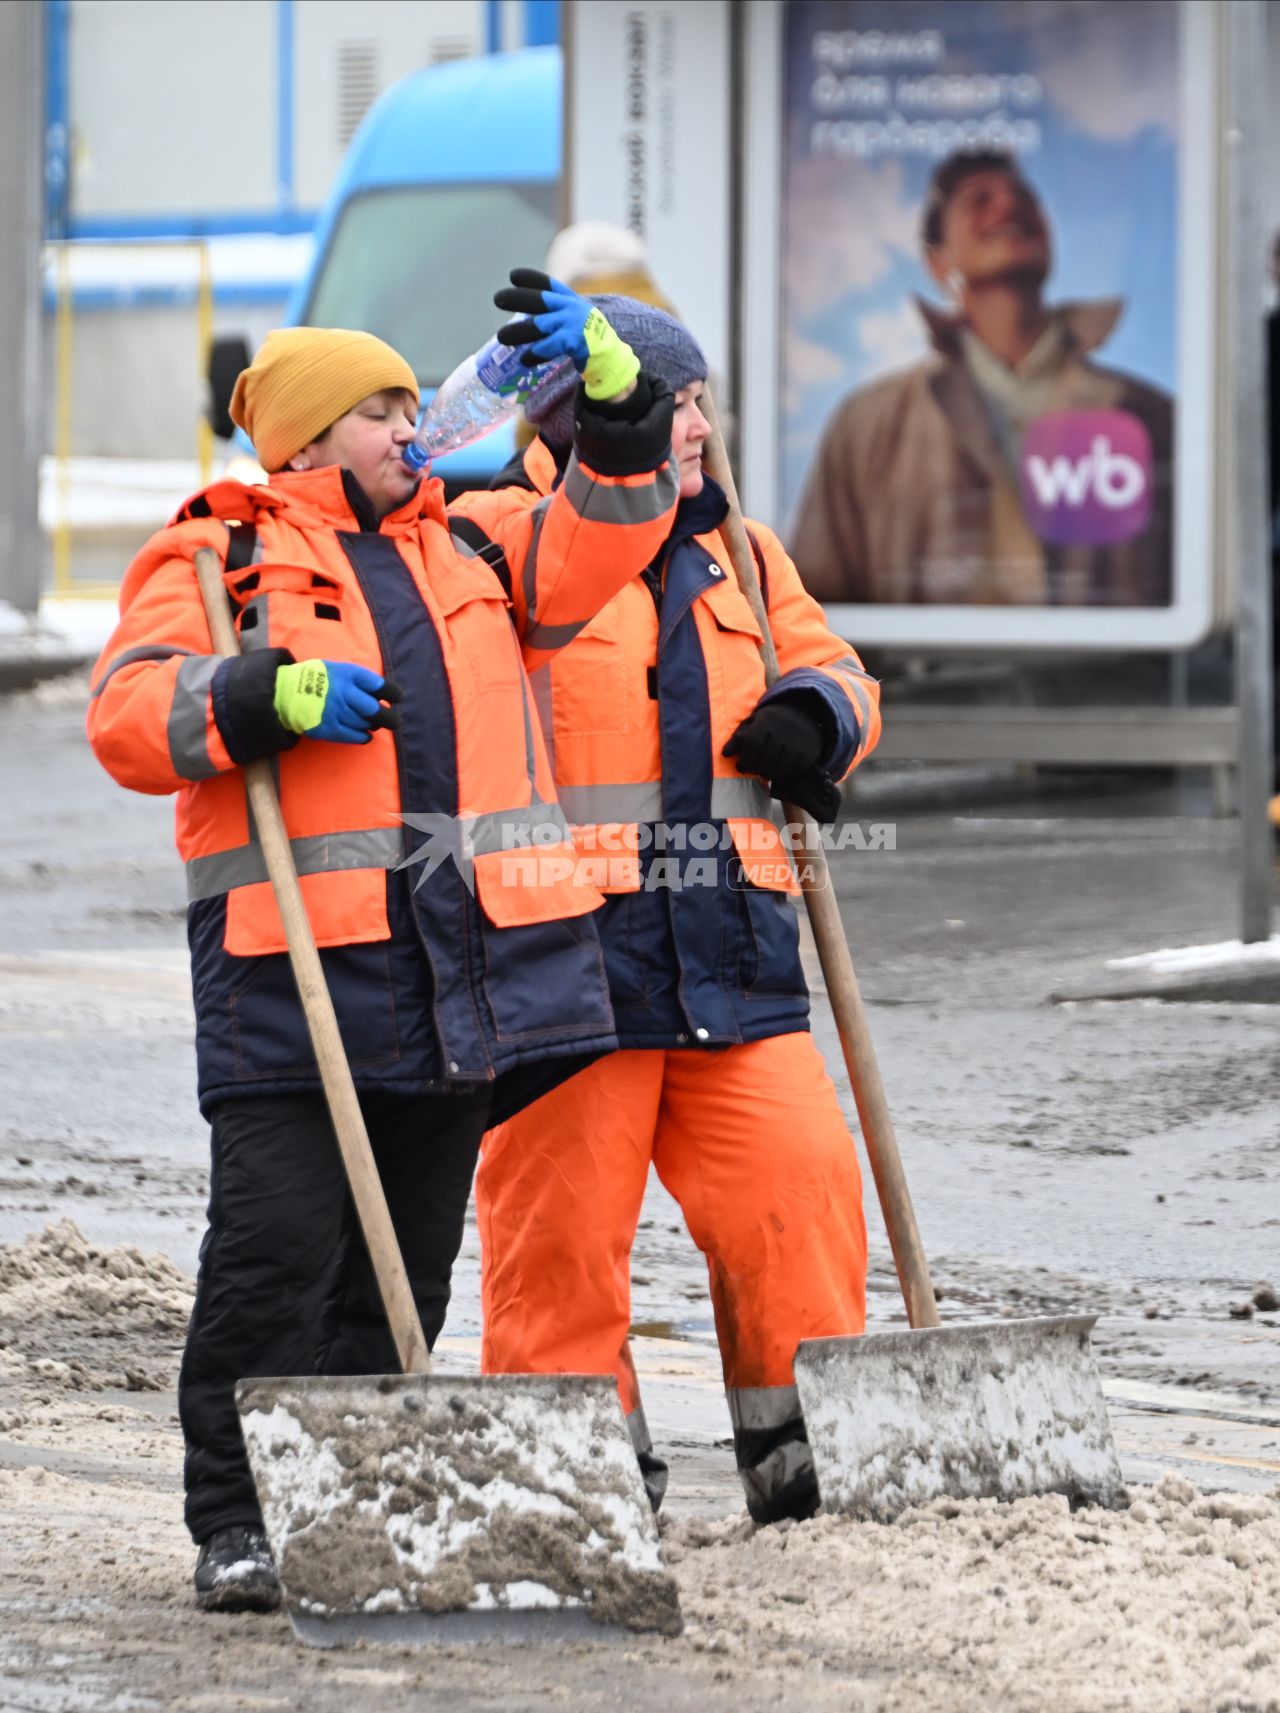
<box><xmin>477</xmin><ymin>1032</ymin><xmax>867</xmax><ymax>1520</ymax></box>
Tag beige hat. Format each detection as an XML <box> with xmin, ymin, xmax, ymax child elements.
<box><xmin>229</xmin><ymin>327</ymin><xmax>419</xmax><ymax>473</ymax></box>
<box><xmin>544</xmin><ymin>223</ymin><xmax>677</xmax><ymax>315</ymax></box>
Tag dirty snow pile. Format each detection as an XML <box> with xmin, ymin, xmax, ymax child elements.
<box><xmin>666</xmin><ymin>1480</ymin><xmax>1280</xmax><ymax>1713</ymax></box>
<box><xmin>2</xmin><ymin>1223</ymin><xmax>1279</xmax><ymax>1713</ymax></box>
<box><xmin>0</xmin><ymin>1219</ymin><xmax>193</xmax><ymax>1399</ymax></box>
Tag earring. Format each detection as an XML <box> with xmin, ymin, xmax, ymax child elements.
<box><xmin>946</xmin><ymin>270</ymin><xmax>966</xmax><ymax>305</ymax></box>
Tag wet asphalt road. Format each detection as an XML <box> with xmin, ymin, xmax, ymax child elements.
<box><xmin>2</xmin><ymin>672</ymin><xmax>1279</xmax><ymax>1406</ymax></box>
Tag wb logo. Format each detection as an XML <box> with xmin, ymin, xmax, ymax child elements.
<box><xmin>1020</xmin><ymin>411</ymin><xmax>1152</xmax><ymax>547</ymax></box>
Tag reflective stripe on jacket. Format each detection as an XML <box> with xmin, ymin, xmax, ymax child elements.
<box><xmin>451</xmin><ymin>440</ymin><xmax>881</xmax><ymax>1048</ymax></box>
<box><xmin>87</xmin><ymin>439</ymin><xmax>679</xmax><ymax>1114</ymax></box>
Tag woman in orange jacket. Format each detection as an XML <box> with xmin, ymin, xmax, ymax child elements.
<box><xmin>455</xmin><ymin>295</ymin><xmax>881</xmax><ymax>1525</ymax></box>
<box><xmin>86</xmin><ymin>296</ymin><xmax>677</xmax><ymax>1609</ymax></box>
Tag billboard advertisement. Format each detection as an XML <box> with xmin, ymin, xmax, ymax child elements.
<box><xmin>742</xmin><ymin>0</ymin><xmax>1216</xmax><ymax>648</ymax></box>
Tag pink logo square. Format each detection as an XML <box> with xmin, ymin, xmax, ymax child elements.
<box><xmin>1020</xmin><ymin>411</ymin><xmax>1153</xmax><ymax>547</ymax></box>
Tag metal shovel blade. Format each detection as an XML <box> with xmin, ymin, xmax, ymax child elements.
<box><xmin>236</xmin><ymin>1372</ymin><xmax>682</xmax><ymax>1646</ymax></box>
<box><xmin>793</xmin><ymin>1315</ymin><xmax>1126</xmax><ymax>1523</ymax></box>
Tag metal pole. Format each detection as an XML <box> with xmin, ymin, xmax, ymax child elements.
<box><xmin>558</xmin><ymin>0</ymin><xmax>575</xmax><ymax>229</ymax></box>
<box><xmin>196</xmin><ymin>243</ymin><xmax>214</xmax><ymax>488</ymax></box>
<box><xmin>1226</xmin><ymin>0</ymin><xmax>1275</xmax><ymax>943</ymax></box>
<box><xmin>0</xmin><ymin>1</ymin><xmax>44</xmax><ymax>616</ymax></box>
<box><xmin>53</xmin><ymin>244</ymin><xmax>73</xmax><ymax>594</ymax></box>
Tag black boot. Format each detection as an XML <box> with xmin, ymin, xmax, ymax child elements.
<box><xmin>743</xmin><ymin>1460</ymin><xmax>820</xmax><ymax>1526</ymax></box>
<box><xmin>738</xmin><ymin>1431</ymin><xmax>821</xmax><ymax>1526</ymax></box>
<box><xmin>637</xmin><ymin>1447</ymin><xmax>670</xmax><ymax>1514</ymax></box>
<box><xmin>193</xmin><ymin>1525</ymin><xmax>281</xmax><ymax>1613</ymax></box>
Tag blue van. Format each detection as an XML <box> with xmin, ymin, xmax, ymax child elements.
<box><xmin>211</xmin><ymin>45</ymin><xmax>561</xmax><ymax>493</ymax></box>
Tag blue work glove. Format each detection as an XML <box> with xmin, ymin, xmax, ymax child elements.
<box><xmin>273</xmin><ymin>659</ymin><xmax>403</xmax><ymax>745</ymax></box>
<box><xmin>493</xmin><ymin>269</ymin><xmax>640</xmax><ymax>399</ymax></box>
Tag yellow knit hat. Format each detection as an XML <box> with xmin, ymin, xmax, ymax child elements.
<box><xmin>229</xmin><ymin>327</ymin><xmax>419</xmax><ymax>473</ymax></box>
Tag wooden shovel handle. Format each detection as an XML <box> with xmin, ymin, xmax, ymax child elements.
<box><xmin>193</xmin><ymin>547</ymin><xmax>432</xmax><ymax>1374</ymax></box>
<box><xmin>698</xmin><ymin>390</ymin><xmax>940</xmax><ymax>1330</ymax></box>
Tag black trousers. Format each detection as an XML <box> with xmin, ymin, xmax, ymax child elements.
<box><xmin>178</xmin><ymin>1087</ymin><xmax>491</xmax><ymax>1545</ymax></box>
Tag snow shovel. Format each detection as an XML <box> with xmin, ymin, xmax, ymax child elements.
<box><xmin>192</xmin><ymin>546</ymin><xmax>681</xmax><ymax>1644</ymax></box>
<box><xmin>697</xmin><ymin>396</ymin><xmax>1124</xmax><ymax>1524</ymax></box>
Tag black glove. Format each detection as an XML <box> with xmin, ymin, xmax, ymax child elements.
<box><xmin>723</xmin><ymin>697</ymin><xmax>840</xmax><ymax>825</ymax></box>
<box><xmin>723</xmin><ymin>698</ymin><xmax>827</xmax><ymax>780</ymax></box>
<box><xmin>775</xmin><ymin>769</ymin><xmax>842</xmax><ymax>825</ymax></box>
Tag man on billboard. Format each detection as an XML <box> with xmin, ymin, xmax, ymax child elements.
<box><xmin>790</xmin><ymin>150</ymin><xmax>1174</xmax><ymax>608</ymax></box>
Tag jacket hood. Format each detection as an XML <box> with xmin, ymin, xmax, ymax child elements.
<box><xmin>166</xmin><ymin>466</ymin><xmax>446</xmax><ymax>536</ymax></box>
<box><xmin>264</xmin><ymin>465</ymin><xmax>442</xmax><ymax>534</ymax></box>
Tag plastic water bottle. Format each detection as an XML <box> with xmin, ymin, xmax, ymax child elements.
<box><xmin>401</xmin><ymin>335</ymin><xmax>572</xmax><ymax>471</ymax></box>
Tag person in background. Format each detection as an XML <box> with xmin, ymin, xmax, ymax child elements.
<box><xmin>532</xmin><ymin>222</ymin><xmax>736</xmax><ymax>458</ymax></box>
<box><xmin>512</xmin><ymin>222</ymin><xmax>679</xmax><ymax>452</ymax></box>
<box><xmin>791</xmin><ymin>149</ymin><xmax>1174</xmax><ymax>609</ymax></box>
<box><xmin>86</xmin><ymin>294</ymin><xmax>677</xmax><ymax>1612</ymax></box>
<box><xmin>545</xmin><ymin>220</ymin><xmax>678</xmax><ymax>312</ymax></box>
<box><xmin>454</xmin><ymin>295</ymin><xmax>881</xmax><ymax>1526</ymax></box>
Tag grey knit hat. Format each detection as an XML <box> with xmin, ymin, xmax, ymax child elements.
<box><xmin>524</xmin><ymin>295</ymin><xmax>708</xmax><ymax>449</ymax></box>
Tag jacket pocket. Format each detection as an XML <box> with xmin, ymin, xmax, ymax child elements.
<box><xmin>224</xmin><ymin>867</ymin><xmax>390</xmax><ymax>957</ymax></box>
<box><xmin>477</xmin><ymin>906</ymin><xmax>612</xmax><ymax>1045</ymax></box>
<box><xmin>229</xmin><ymin>562</ymin><xmax>352</xmax><ymax>659</ymax></box>
<box><xmin>550</xmin><ymin>603</ymin><xmax>633</xmax><ymax>738</ymax></box>
<box><xmin>724</xmin><ymin>875</ymin><xmax>803</xmax><ymax>996</ymax></box>
<box><xmin>434</xmin><ymin>570</ymin><xmax>521</xmax><ymax>694</ymax></box>
<box><xmin>471</xmin><ymin>846</ymin><xmax>604</xmax><ymax>930</ymax></box>
<box><xmin>700</xmin><ymin>577</ymin><xmax>763</xmax><ymax>640</ymax></box>
<box><xmin>227</xmin><ymin>937</ymin><xmax>401</xmax><ymax>1077</ymax></box>
<box><xmin>570</xmin><ymin>822</ymin><xmax>642</xmax><ymax>894</ymax></box>
<box><xmin>595</xmin><ymin>890</ymin><xmax>659</xmax><ymax>1006</ymax></box>
<box><xmin>726</xmin><ymin>818</ymin><xmax>800</xmax><ymax>895</ymax></box>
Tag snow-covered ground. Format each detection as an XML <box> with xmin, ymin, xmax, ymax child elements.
<box><xmin>35</xmin><ymin>595</ymin><xmax>119</xmax><ymax>657</ymax></box>
<box><xmin>0</xmin><ymin>597</ymin><xmax>116</xmax><ymax>664</ymax></box>
<box><xmin>37</xmin><ymin>452</ymin><xmax>264</xmax><ymax>533</ymax></box>
<box><xmin>23</xmin><ymin>454</ymin><xmax>268</xmax><ymax>662</ymax></box>
<box><xmin>2</xmin><ymin>692</ymin><xmax>1279</xmax><ymax>1712</ymax></box>
<box><xmin>1107</xmin><ymin>935</ymin><xmax>1280</xmax><ymax>973</ymax></box>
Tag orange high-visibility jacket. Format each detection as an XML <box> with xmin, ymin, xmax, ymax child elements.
<box><xmin>87</xmin><ymin>424</ymin><xmax>679</xmax><ymax>1114</ymax></box>
<box><xmin>451</xmin><ymin>439</ymin><xmax>882</xmax><ymax>1049</ymax></box>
